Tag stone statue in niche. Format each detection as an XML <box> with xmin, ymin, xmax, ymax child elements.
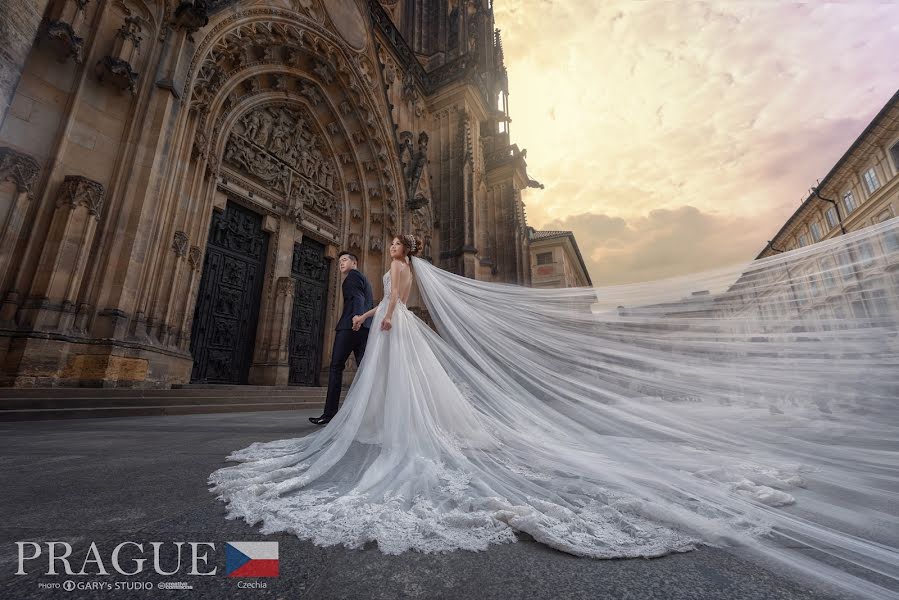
<box><xmin>404</xmin><ymin>131</ymin><xmax>430</xmax><ymax>206</ymax></box>
<box><xmin>402</xmin><ymin>71</ymin><xmax>416</xmax><ymax>102</ymax></box>
<box><xmin>449</xmin><ymin>4</ymin><xmax>460</xmax><ymax>49</ymax></box>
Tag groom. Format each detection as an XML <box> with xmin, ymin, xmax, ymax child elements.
<box><xmin>310</xmin><ymin>251</ymin><xmax>374</xmax><ymax>425</ymax></box>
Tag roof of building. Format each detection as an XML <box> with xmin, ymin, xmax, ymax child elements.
<box><xmin>756</xmin><ymin>87</ymin><xmax>899</xmax><ymax>259</ymax></box>
<box><xmin>530</xmin><ymin>229</ymin><xmax>571</xmax><ymax>240</ymax></box>
<box><xmin>528</xmin><ymin>227</ymin><xmax>593</xmax><ymax>286</ymax></box>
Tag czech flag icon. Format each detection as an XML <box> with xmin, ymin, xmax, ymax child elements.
<box><xmin>225</xmin><ymin>542</ymin><xmax>279</xmax><ymax>577</ymax></box>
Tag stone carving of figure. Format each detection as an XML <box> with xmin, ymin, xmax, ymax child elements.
<box><xmin>310</xmin><ymin>142</ymin><xmax>324</xmax><ymax>180</ymax></box>
<box><xmin>254</xmin><ymin>109</ymin><xmax>274</xmax><ymax>146</ymax></box>
<box><xmin>402</xmin><ymin>70</ymin><xmax>416</xmax><ymax>101</ymax></box>
<box><xmin>449</xmin><ymin>5</ymin><xmax>460</xmax><ymax>49</ymax></box>
<box><xmin>212</xmin><ymin>213</ymin><xmax>229</xmax><ymax>246</ymax></box>
<box><xmin>242</xmin><ymin>111</ymin><xmax>262</xmax><ymax>142</ymax></box>
<box><xmin>297</xmin><ymin>147</ymin><xmax>312</xmax><ymax>179</ymax></box>
<box><xmin>224</xmin><ymin>140</ymin><xmax>253</xmax><ymax>173</ymax></box>
<box><xmin>383</xmin><ymin>61</ymin><xmax>396</xmax><ymax>85</ymax></box>
<box><xmin>319</xmin><ymin>160</ymin><xmax>334</xmax><ymax>190</ymax></box>
<box><xmin>269</xmin><ymin>112</ymin><xmax>292</xmax><ymax>156</ymax></box>
<box><xmin>294</xmin><ymin>115</ymin><xmax>309</xmax><ymax>142</ymax></box>
<box><xmin>272</xmin><ymin>165</ymin><xmax>289</xmax><ymax>195</ymax></box>
<box><xmin>285</xmin><ymin>124</ymin><xmax>305</xmax><ymax>166</ymax></box>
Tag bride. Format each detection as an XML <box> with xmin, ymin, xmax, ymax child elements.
<box><xmin>209</xmin><ymin>226</ymin><xmax>899</xmax><ymax>599</ymax></box>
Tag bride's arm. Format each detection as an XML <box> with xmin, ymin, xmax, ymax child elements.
<box><xmin>354</xmin><ymin>306</ymin><xmax>377</xmax><ymax>325</ymax></box>
<box><xmin>383</xmin><ymin>260</ymin><xmax>402</xmax><ymax>325</ymax></box>
<box><xmin>352</xmin><ymin>264</ymin><xmax>401</xmax><ymax>329</ymax></box>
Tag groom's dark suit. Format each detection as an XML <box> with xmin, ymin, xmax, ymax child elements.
<box><xmin>323</xmin><ymin>268</ymin><xmax>375</xmax><ymax>419</ymax></box>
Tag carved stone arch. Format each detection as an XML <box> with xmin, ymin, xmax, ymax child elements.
<box><xmin>197</xmin><ymin>67</ymin><xmax>382</xmax><ymax>244</ymax></box>
<box><xmin>184</xmin><ymin>8</ymin><xmax>406</xmax><ymax>234</ymax></box>
<box><xmin>212</xmin><ymin>93</ymin><xmax>348</xmax><ymax>236</ymax></box>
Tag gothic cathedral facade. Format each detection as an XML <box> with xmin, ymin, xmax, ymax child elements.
<box><xmin>0</xmin><ymin>0</ymin><xmax>544</xmax><ymax>387</ymax></box>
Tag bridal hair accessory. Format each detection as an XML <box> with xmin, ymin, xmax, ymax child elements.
<box><xmin>404</xmin><ymin>234</ymin><xmax>417</xmax><ymax>253</ymax></box>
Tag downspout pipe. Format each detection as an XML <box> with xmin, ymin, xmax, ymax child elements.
<box><xmin>811</xmin><ymin>187</ymin><xmax>847</xmax><ymax>235</ymax></box>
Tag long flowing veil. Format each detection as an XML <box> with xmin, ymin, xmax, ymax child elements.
<box><xmin>410</xmin><ymin>218</ymin><xmax>899</xmax><ymax>599</ymax></box>
<box><xmin>209</xmin><ymin>220</ymin><xmax>898</xmax><ymax>600</ymax></box>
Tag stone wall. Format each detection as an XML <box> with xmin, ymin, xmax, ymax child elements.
<box><xmin>0</xmin><ymin>0</ymin><xmax>50</xmax><ymax>126</ymax></box>
<box><xmin>0</xmin><ymin>0</ymin><xmax>546</xmax><ymax>387</ymax></box>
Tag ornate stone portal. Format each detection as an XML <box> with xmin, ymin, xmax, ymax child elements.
<box><xmin>0</xmin><ymin>0</ymin><xmax>549</xmax><ymax>388</ymax></box>
<box><xmin>224</xmin><ymin>104</ymin><xmax>339</xmax><ymax>223</ymax></box>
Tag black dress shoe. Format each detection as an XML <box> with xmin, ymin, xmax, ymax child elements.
<box><xmin>309</xmin><ymin>416</ymin><xmax>332</xmax><ymax>426</ymax></box>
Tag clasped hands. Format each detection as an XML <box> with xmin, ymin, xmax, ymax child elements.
<box><xmin>352</xmin><ymin>314</ymin><xmax>392</xmax><ymax>331</ymax></box>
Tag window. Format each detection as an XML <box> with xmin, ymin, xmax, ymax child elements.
<box><xmin>837</xmin><ymin>251</ymin><xmax>854</xmax><ymax>280</ymax></box>
<box><xmin>821</xmin><ymin>259</ymin><xmax>837</xmax><ymax>289</ymax></box>
<box><xmin>798</xmin><ymin>234</ymin><xmax>809</xmax><ymax>247</ymax></box>
<box><xmin>536</xmin><ymin>252</ymin><xmax>553</xmax><ymax>265</ymax></box>
<box><xmin>842</xmin><ymin>190</ymin><xmax>857</xmax><ymax>214</ymax></box>
<box><xmin>868</xmin><ymin>285</ymin><xmax>892</xmax><ymax>317</ymax></box>
<box><xmin>857</xmin><ymin>241</ymin><xmax>876</xmax><ymax>266</ymax></box>
<box><xmin>807</xmin><ymin>274</ymin><xmax>820</xmax><ymax>298</ymax></box>
<box><xmin>809</xmin><ymin>221</ymin><xmax>822</xmax><ymax>242</ymax></box>
<box><xmin>863</xmin><ymin>167</ymin><xmax>881</xmax><ymax>194</ymax></box>
<box><xmin>883</xmin><ymin>226</ymin><xmax>899</xmax><ymax>253</ymax></box>
<box><xmin>891</xmin><ymin>141</ymin><xmax>899</xmax><ymax>171</ymax></box>
<box><xmin>825</xmin><ymin>206</ymin><xmax>839</xmax><ymax>229</ymax></box>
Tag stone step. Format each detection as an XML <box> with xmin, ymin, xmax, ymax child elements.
<box><xmin>0</xmin><ymin>386</ymin><xmax>330</xmax><ymax>399</ymax></box>
<box><xmin>0</xmin><ymin>386</ymin><xmax>345</xmax><ymax>421</ymax></box>
<box><xmin>0</xmin><ymin>393</ymin><xmax>330</xmax><ymax>410</ymax></box>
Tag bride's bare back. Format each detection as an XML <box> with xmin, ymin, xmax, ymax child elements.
<box><xmin>391</xmin><ymin>259</ymin><xmax>413</xmax><ymax>304</ymax></box>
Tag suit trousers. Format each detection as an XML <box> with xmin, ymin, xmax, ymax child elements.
<box><xmin>323</xmin><ymin>327</ymin><xmax>370</xmax><ymax>418</ymax></box>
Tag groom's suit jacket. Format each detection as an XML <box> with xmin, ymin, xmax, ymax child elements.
<box><xmin>335</xmin><ymin>268</ymin><xmax>375</xmax><ymax>331</ymax></box>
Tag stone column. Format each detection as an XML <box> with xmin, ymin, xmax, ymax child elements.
<box><xmin>248</xmin><ymin>216</ymin><xmax>296</xmax><ymax>385</ymax></box>
<box><xmin>0</xmin><ymin>0</ymin><xmax>50</xmax><ymax>126</ymax></box>
<box><xmin>250</xmin><ymin>275</ymin><xmax>296</xmax><ymax>385</ymax></box>
<box><xmin>0</xmin><ymin>147</ymin><xmax>41</xmax><ymax>319</ymax></box>
<box><xmin>19</xmin><ymin>175</ymin><xmax>104</xmax><ymax>332</ymax></box>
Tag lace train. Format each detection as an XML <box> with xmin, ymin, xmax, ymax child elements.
<box><xmin>209</xmin><ymin>271</ymin><xmax>801</xmax><ymax>561</ymax></box>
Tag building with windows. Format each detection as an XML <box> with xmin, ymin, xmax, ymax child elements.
<box><xmin>527</xmin><ymin>228</ymin><xmax>592</xmax><ymax>288</ymax></box>
<box><xmin>727</xmin><ymin>89</ymin><xmax>899</xmax><ymax>325</ymax></box>
<box><xmin>0</xmin><ymin>0</ymin><xmax>578</xmax><ymax>388</ymax></box>
<box><xmin>758</xmin><ymin>89</ymin><xmax>899</xmax><ymax>259</ymax></box>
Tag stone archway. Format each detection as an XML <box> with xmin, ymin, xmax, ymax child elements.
<box><xmin>135</xmin><ymin>6</ymin><xmax>407</xmax><ymax>385</ymax></box>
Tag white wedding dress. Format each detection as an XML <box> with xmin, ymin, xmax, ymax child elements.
<box><xmin>210</xmin><ymin>222</ymin><xmax>899</xmax><ymax>599</ymax></box>
<box><xmin>210</xmin><ymin>267</ymin><xmax>694</xmax><ymax>557</ymax></box>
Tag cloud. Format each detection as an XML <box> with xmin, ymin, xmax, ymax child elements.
<box><xmin>542</xmin><ymin>206</ymin><xmax>775</xmax><ymax>285</ymax></box>
<box><xmin>494</xmin><ymin>1</ymin><xmax>898</xmax><ymax>284</ymax></box>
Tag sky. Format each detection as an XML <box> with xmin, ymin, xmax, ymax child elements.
<box><xmin>492</xmin><ymin>1</ymin><xmax>899</xmax><ymax>285</ymax></box>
